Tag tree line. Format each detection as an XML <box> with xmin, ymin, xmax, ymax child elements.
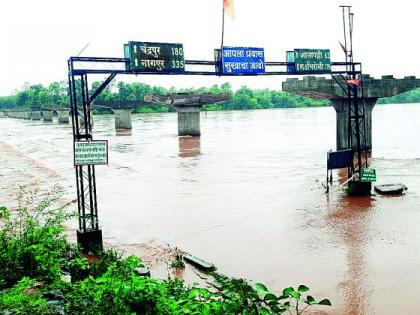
<box><xmin>377</xmin><ymin>88</ymin><xmax>420</xmax><ymax>104</ymax></box>
<box><xmin>1</xmin><ymin>80</ymin><xmax>419</xmax><ymax>112</ymax></box>
<box><xmin>0</xmin><ymin>81</ymin><xmax>330</xmax><ymax>113</ymax></box>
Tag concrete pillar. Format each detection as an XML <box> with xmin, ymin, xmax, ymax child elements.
<box><xmin>331</xmin><ymin>97</ymin><xmax>377</xmax><ymax>152</ymax></box>
<box><xmin>76</xmin><ymin>111</ymin><xmax>93</xmax><ymax>129</ymax></box>
<box><xmin>32</xmin><ymin>111</ymin><xmax>42</xmax><ymax>120</ymax></box>
<box><xmin>112</xmin><ymin>109</ymin><xmax>132</xmax><ymax>130</ymax></box>
<box><xmin>42</xmin><ymin>111</ymin><xmax>53</xmax><ymax>122</ymax></box>
<box><xmin>57</xmin><ymin>110</ymin><xmax>69</xmax><ymax>123</ymax></box>
<box><xmin>173</xmin><ymin>105</ymin><xmax>202</xmax><ymax>136</ymax></box>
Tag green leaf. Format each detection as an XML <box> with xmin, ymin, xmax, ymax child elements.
<box><xmin>282</xmin><ymin>287</ymin><xmax>294</xmax><ymax>296</ymax></box>
<box><xmin>298</xmin><ymin>285</ymin><xmax>310</xmax><ymax>293</ymax></box>
<box><xmin>317</xmin><ymin>299</ymin><xmax>332</xmax><ymax>306</ymax></box>
<box><xmin>256</xmin><ymin>283</ymin><xmax>269</xmax><ymax>294</ymax></box>
<box><xmin>189</xmin><ymin>289</ymin><xmax>200</xmax><ymax>298</ymax></box>
<box><xmin>96</xmin><ymin>277</ymin><xmax>107</xmax><ymax>284</ymax></box>
<box><xmin>305</xmin><ymin>295</ymin><xmax>316</xmax><ymax>305</ymax></box>
<box><xmin>264</xmin><ymin>293</ymin><xmax>278</xmax><ymax>302</ymax></box>
<box><xmin>290</xmin><ymin>291</ymin><xmax>301</xmax><ymax>300</ymax></box>
<box><xmin>259</xmin><ymin>308</ymin><xmax>271</xmax><ymax>315</ymax></box>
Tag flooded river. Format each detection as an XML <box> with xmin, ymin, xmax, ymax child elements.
<box><xmin>1</xmin><ymin>103</ymin><xmax>420</xmax><ymax>314</ymax></box>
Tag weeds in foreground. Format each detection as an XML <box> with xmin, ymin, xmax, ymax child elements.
<box><xmin>0</xmin><ymin>188</ymin><xmax>331</xmax><ymax>314</ymax></box>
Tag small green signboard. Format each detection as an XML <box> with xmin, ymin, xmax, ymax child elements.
<box><xmin>294</xmin><ymin>49</ymin><xmax>331</xmax><ymax>73</ymax></box>
<box><xmin>360</xmin><ymin>168</ymin><xmax>376</xmax><ymax>182</ymax></box>
<box><xmin>126</xmin><ymin>41</ymin><xmax>185</xmax><ymax>73</ymax></box>
<box><xmin>74</xmin><ymin>140</ymin><xmax>108</xmax><ymax>166</ymax></box>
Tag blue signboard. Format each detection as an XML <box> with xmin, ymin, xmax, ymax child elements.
<box><xmin>286</xmin><ymin>51</ymin><xmax>296</xmax><ymax>73</ymax></box>
<box><xmin>221</xmin><ymin>47</ymin><xmax>265</xmax><ymax>74</ymax></box>
<box><xmin>327</xmin><ymin>149</ymin><xmax>353</xmax><ymax>170</ymax></box>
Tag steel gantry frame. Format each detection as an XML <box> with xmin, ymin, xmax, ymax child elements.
<box><xmin>68</xmin><ymin>56</ymin><xmax>364</xmax><ymax>251</ymax></box>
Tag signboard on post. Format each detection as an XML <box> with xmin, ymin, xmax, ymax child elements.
<box><xmin>221</xmin><ymin>46</ymin><xmax>265</xmax><ymax>74</ymax></box>
<box><xmin>327</xmin><ymin>149</ymin><xmax>353</xmax><ymax>170</ymax></box>
<box><xmin>74</xmin><ymin>140</ymin><xmax>108</xmax><ymax>166</ymax></box>
<box><xmin>294</xmin><ymin>49</ymin><xmax>331</xmax><ymax>73</ymax></box>
<box><xmin>126</xmin><ymin>41</ymin><xmax>185</xmax><ymax>73</ymax></box>
<box><xmin>360</xmin><ymin>168</ymin><xmax>376</xmax><ymax>182</ymax></box>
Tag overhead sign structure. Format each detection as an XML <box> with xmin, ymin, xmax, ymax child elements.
<box><xmin>360</xmin><ymin>168</ymin><xmax>376</xmax><ymax>182</ymax></box>
<box><xmin>286</xmin><ymin>51</ymin><xmax>296</xmax><ymax>73</ymax></box>
<box><xmin>221</xmin><ymin>46</ymin><xmax>265</xmax><ymax>74</ymax></box>
<box><xmin>74</xmin><ymin>140</ymin><xmax>108</xmax><ymax>166</ymax></box>
<box><xmin>294</xmin><ymin>49</ymin><xmax>331</xmax><ymax>73</ymax></box>
<box><xmin>125</xmin><ymin>41</ymin><xmax>185</xmax><ymax>73</ymax></box>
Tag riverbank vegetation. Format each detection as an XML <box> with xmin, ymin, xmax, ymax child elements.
<box><xmin>1</xmin><ymin>81</ymin><xmax>420</xmax><ymax>114</ymax></box>
<box><xmin>377</xmin><ymin>88</ymin><xmax>420</xmax><ymax>104</ymax></box>
<box><xmin>0</xmin><ymin>189</ymin><xmax>331</xmax><ymax>314</ymax></box>
<box><xmin>0</xmin><ymin>81</ymin><xmax>329</xmax><ymax>113</ymax></box>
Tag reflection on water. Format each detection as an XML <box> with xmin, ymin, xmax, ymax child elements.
<box><xmin>327</xmin><ymin>196</ymin><xmax>373</xmax><ymax>315</ymax></box>
<box><xmin>115</xmin><ymin>129</ymin><xmax>132</xmax><ymax>137</ymax></box>
<box><xmin>178</xmin><ymin>136</ymin><xmax>201</xmax><ymax>158</ymax></box>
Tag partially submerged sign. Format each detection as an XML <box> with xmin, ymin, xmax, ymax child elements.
<box><xmin>221</xmin><ymin>46</ymin><xmax>265</xmax><ymax>74</ymax></box>
<box><xmin>294</xmin><ymin>49</ymin><xmax>331</xmax><ymax>73</ymax></box>
<box><xmin>74</xmin><ymin>140</ymin><xmax>108</xmax><ymax>166</ymax></box>
<box><xmin>360</xmin><ymin>168</ymin><xmax>376</xmax><ymax>182</ymax></box>
<box><xmin>327</xmin><ymin>149</ymin><xmax>353</xmax><ymax>170</ymax></box>
<box><xmin>125</xmin><ymin>41</ymin><xmax>185</xmax><ymax>73</ymax></box>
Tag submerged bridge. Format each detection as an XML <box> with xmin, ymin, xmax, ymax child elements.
<box><xmin>0</xmin><ymin>92</ymin><xmax>230</xmax><ymax>136</ymax></box>
<box><xmin>282</xmin><ymin>74</ymin><xmax>420</xmax><ymax>151</ymax></box>
<box><xmin>0</xmin><ymin>107</ymin><xmax>71</xmax><ymax>123</ymax></box>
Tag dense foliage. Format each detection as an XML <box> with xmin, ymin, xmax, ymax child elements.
<box><xmin>378</xmin><ymin>88</ymin><xmax>420</xmax><ymax>104</ymax></box>
<box><xmin>0</xmin><ymin>81</ymin><xmax>329</xmax><ymax>113</ymax></box>
<box><xmin>0</xmin><ymin>189</ymin><xmax>332</xmax><ymax>314</ymax></box>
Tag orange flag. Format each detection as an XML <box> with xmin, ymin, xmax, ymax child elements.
<box><xmin>224</xmin><ymin>0</ymin><xmax>235</xmax><ymax>19</ymax></box>
<box><xmin>347</xmin><ymin>79</ymin><xmax>360</xmax><ymax>86</ymax></box>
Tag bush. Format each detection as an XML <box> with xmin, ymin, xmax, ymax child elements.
<box><xmin>0</xmin><ymin>187</ymin><xmax>74</xmax><ymax>289</ymax></box>
<box><xmin>0</xmin><ymin>189</ymin><xmax>332</xmax><ymax>314</ymax></box>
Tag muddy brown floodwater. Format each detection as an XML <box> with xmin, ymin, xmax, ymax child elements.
<box><xmin>1</xmin><ymin>104</ymin><xmax>420</xmax><ymax>314</ymax></box>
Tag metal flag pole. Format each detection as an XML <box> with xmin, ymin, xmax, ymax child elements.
<box><xmin>221</xmin><ymin>0</ymin><xmax>225</xmax><ymax>48</ymax></box>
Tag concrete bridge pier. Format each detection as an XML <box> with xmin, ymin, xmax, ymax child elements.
<box><xmin>112</xmin><ymin>109</ymin><xmax>132</xmax><ymax>130</ymax></box>
<box><xmin>331</xmin><ymin>97</ymin><xmax>377</xmax><ymax>152</ymax></box>
<box><xmin>42</xmin><ymin>111</ymin><xmax>53</xmax><ymax>122</ymax></box>
<box><xmin>57</xmin><ymin>110</ymin><xmax>69</xmax><ymax>123</ymax></box>
<box><xmin>23</xmin><ymin>111</ymin><xmax>31</xmax><ymax>119</ymax></box>
<box><xmin>76</xmin><ymin>111</ymin><xmax>94</xmax><ymax>128</ymax></box>
<box><xmin>173</xmin><ymin>105</ymin><xmax>203</xmax><ymax>136</ymax></box>
<box><xmin>32</xmin><ymin>111</ymin><xmax>42</xmax><ymax>120</ymax></box>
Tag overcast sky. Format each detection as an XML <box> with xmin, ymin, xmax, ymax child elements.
<box><xmin>1</xmin><ymin>0</ymin><xmax>419</xmax><ymax>95</ymax></box>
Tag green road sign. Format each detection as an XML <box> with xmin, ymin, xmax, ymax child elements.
<box><xmin>361</xmin><ymin>168</ymin><xmax>376</xmax><ymax>182</ymax></box>
<box><xmin>126</xmin><ymin>41</ymin><xmax>185</xmax><ymax>73</ymax></box>
<box><xmin>74</xmin><ymin>140</ymin><xmax>108</xmax><ymax>166</ymax></box>
<box><xmin>294</xmin><ymin>49</ymin><xmax>331</xmax><ymax>73</ymax></box>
